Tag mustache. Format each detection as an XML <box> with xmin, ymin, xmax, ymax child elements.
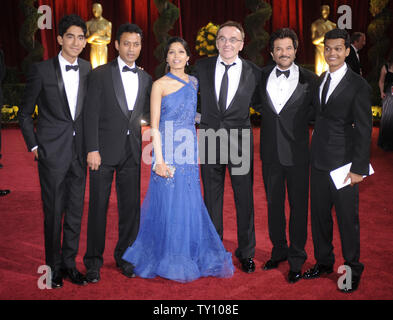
<box><xmin>279</xmin><ymin>56</ymin><xmax>291</xmax><ymax>59</ymax></box>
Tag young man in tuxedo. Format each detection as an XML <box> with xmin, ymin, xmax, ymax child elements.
<box><xmin>303</xmin><ymin>29</ymin><xmax>372</xmax><ymax>293</ymax></box>
<box><xmin>83</xmin><ymin>23</ymin><xmax>152</xmax><ymax>283</ymax></box>
<box><xmin>18</xmin><ymin>15</ymin><xmax>91</xmax><ymax>288</ymax></box>
<box><xmin>345</xmin><ymin>32</ymin><xmax>366</xmax><ymax>76</ymax></box>
<box><xmin>253</xmin><ymin>28</ymin><xmax>318</xmax><ymax>283</ymax></box>
<box><xmin>194</xmin><ymin>21</ymin><xmax>261</xmax><ymax>273</ymax></box>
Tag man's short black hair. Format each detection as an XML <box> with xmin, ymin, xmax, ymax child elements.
<box><xmin>116</xmin><ymin>23</ymin><xmax>143</xmax><ymax>43</ymax></box>
<box><xmin>324</xmin><ymin>29</ymin><xmax>351</xmax><ymax>48</ymax></box>
<box><xmin>58</xmin><ymin>14</ymin><xmax>87</xmax><ymax>37</ymax></box>
<box><xmin>269</xmin><ymin>28</ymin><xmax>299</xmax><ymax>52</ymax></box>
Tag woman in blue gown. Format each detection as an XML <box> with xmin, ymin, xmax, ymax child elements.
<box><xmin>122</xmin><ymin>37</ymin><xmax>234</xmax><ymax>282</ymax></box>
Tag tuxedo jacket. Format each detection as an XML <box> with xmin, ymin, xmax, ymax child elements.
<box><xmin>254</xmin><ymin>65</ymin><xmax>318</xmax><ymax>166</ymax></box>
<box><xmin>194</xmin><ymin>56</ymin><xmax>261</xmax><ymax>131</ymax></box>
<box><xmin>18</xmin><ymin>56</ymin><xmax>91</xmax><ymax>169</ymax></box>
<box><xmin>311</xmin><ymin>68</ymin><xmax>372</xmax><ymax>175</ymax></box>
<box><xmin>345</xmin><ymin>46</ymin><xmax>361</xmax><ymax>75</ymax></box>
<box><xmin>84</xmin><ymin>59</ymin><xmax>152</xmax><ymax>166</ymax></box>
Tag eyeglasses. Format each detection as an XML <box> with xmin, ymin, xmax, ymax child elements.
<box><xmin>217</xmin><ymin>37</ymin><xmax>244</xmax><ymax>45</ymax></box>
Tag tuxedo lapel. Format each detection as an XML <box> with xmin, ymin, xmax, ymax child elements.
<box><xmin>279</xmin><ymin>68</ymin><xmax>307</xmax><ymax>114</ymax></box>
<box><xmin>262</xmin><ymin>65</ymin><xmax>277</xmax><ymax>114</ymax></box>
<box><xmin>74</xmin><ymin>59</ymin><xmax>86</xmax><ymax>121</ymax></box>
<box><xmin>53</xmin><ymin>57</ymin><xmax>72</xmax><ymax>120</ymax></box>
<box><xmin>111</xmin><ymin>60</ymin><xmax>130</xmax><ymax>119</ymax></box>
<box><xmin>325</xmin><ymin>69</ymin><xmax>351</xmax><ymax>107</ymax></box>
<box><xmin>207</xmin><ymin>57</ymin><xmax>220</xmax><ymax>112</ymax></box>
<box><xmin>226</xmin><ymin>59</ymin><xmax>248</xmax><ymax>112</ymax></box>
<box><xmin>130</xmin><ymin>69</ymin><xmax>144</xmax><ymax>122</ymax></box>
<box><xmin>316</xmin><ymin>72</ymin><xmax>326</xmax><ymax>112</ymax></box>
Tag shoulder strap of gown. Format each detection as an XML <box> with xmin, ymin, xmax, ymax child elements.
<box><xmin>167</xmin><ymin>72</ymin><xmax>189</xmax><ymax>85</ymax></box>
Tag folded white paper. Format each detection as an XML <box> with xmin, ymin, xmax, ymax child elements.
<box><xmin>330</xmin><ymin>163</ymin><xmax>374</xmax><ymax>190</ymax></box>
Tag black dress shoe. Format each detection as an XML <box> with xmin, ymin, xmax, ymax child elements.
<box><xmin>288</xmin><ymin>270</ymin><xmax>302</xmax><ymax>284</ymax></box>
<box><xmin>0</xmin><ymin>163</ymin><xmax>3</xmax><ymax>168</ymax></box>
<box><xmin>62</xmin><ymin>267</ymin><xmax>87</xmax><ymax>286</ymax></box>
<box><xmin>116</xmin><ymin>262</ymin><xmax>136</xmax><ymax>278</ymax></box>
<box><xmin>86</xmin><ymin>269</ymin><xmax>101</xmax><ymax>283</ymax></box>
<box><xmin>0</xmin><ymin>189</ymin><xmax>10</xmax><ymax>196</ymax></box>
<box><xmin>340</xmin><ymin>274</ymin><xmax>361</xmax><ymax>293</ymax></box>
<box><xmin>239</xmin><ymin>258</ymin><xmax>255</xmax><ymax>273</ymax></box>
<box><xmin>263</xmin><ymin>258</ymin><xmax>288</xmax><ymax>270</ymax></box>
<box><xmin>303</xmin><ymin>264</ymin><xmax>333</xmax><ymax>279</ymax></box>
<box><xmin>51</xmin><ymin>271</ymin><xmax>64</xmax><ymax>289</ymax></box>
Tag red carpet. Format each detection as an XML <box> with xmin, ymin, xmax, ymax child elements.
<box><xmin>0</xmin><ymin>126</ymin><xmax>393</xmax><ymax>300</ymax></box>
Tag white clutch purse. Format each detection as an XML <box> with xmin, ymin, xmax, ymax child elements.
<box><xmin>152</xmin><ymin>163</ymin><xmax>176</xmax><ymax>177</ymax></box>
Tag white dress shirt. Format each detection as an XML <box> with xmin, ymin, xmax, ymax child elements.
<box><xmin>117</xmin><ymin>56</ymin><xmax>138</xmax><ymax>111</ymax></box>
<box><xmin>215</xmin><ymin>55</ymin><xmax>242</xmax><ymax>109</ymax></box>
<box><xmin>58</xmin><ymin>52</ymin><xmax>79</xmax><ymax>121</ymax></box>
<box><xmin>267</xmin><ymin>63</ymin><xmax>299</xmax><ymax>114</ymax></box>
<box><xmin>319</xmin><ymin>63</ymin><xmax>348</xmax><ymax>104</ymax></box>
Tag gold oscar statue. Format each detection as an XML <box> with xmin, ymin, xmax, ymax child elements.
<box><xmin>86</xmin><ymin>3</ymin><xmax>112</xmax><ymax>69</ymax></box>
<box><xmin>311</xmin><ymin>5</ymin><xmax>337</xmax><ymax>75</ymax></box>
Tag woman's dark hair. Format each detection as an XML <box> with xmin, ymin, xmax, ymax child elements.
<box><xmin>164</xmin><ymin>37</ymin><xmax>191</xmax><ymax>73</ymax></box>
<box><xmin>324</xmin><ymin>28</ymin><xmax>351</xmax><ymax>48</ymax></box>
<box><xmin>58</xmin><ymin>14</ymin><xmax>87</xmax><ymax>37</ymax></box>
<box><xmin>164</xmin><ymin>37</ymin><xmax>191</xmax><ymax>59</ymax></box>
<box><xmin>116</xmin><ymin>23</ymin><xmax>143</xmax><ymax>42</ymax></box>
<box><xmin>269</xmin><ymin>28</ymin><xmax>299</xmax><ymax>52</ymax></box>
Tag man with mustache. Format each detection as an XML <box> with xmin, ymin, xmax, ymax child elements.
<box><xmin>254</xmin><ymin>28</ymin><xmax>318</xmax><ymax>283</ymax></box>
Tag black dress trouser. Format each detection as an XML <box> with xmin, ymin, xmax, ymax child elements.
<box><xmin>84</xmin><ymin>139</ymin><xmax>141</xmax><ymax>271</ymax></box>
<box><xmin>310</xmin><ymin>166</ymin><xmax>364</xmax><ymax>277</ymax></box>
<box><xmin>262</xmin><ymin>162</ymin><xmax>309</xmax><ymax>272</ymax></box>
<box><xmin>38</xmin><ymin>141</ymin><xmax>86</xmax><ymax>271</ymax></box>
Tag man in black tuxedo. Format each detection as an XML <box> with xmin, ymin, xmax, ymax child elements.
<box><xmin>303</xmin><ymin>29</ymin><xmax>372</xmax><ymax>293</ymax></box>
<box><xmin>345</xmin><ymin>32</ymin><xmax>366</xmax><ymax>76</ymax></box>
<box><xmin>253</xmin><ymin>29</ymin><xmax>318</xmax><ymax>283</ymax></box>
<box><xmin>0</xmin><ymin>47</ymin><xmax>11</xmax><ymax>196</ymax></box>
<box><xmin>83</xmin><ymin>23</ymin><xmax>152</xmax><ymax>283</ymax></box>
<box><xmin>195</xmin><ymin>21</ymin><xmax>260</xmax><ymax>273</ymax></box>
<box><xmin>18</xmin><ymin>15</ymin><xmax>91</xmax><ymax>288</ymax></box>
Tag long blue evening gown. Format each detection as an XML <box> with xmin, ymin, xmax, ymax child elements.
<box><xmin>122</xmin><ymin>72</ymin><xmax>234</xmax><ymax>283</ymax></box>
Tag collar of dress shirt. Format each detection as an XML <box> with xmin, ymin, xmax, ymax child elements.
<box><xmin>118</xmin><ymin>56</ymin><xmax>136</xmax><ymax>72</ymax></box>
<box><xmin>326</xmin><ymin>62</ymin><xmax>348</xmax><ymax>82</ymax></box>
<box><xmin>217</xmin><ymin>55</ymin><xmax>242</xmax><ymax>69</ymax></box>
<box><xmin>351</xmin><ymin>44</ymin><xmax>359</xmax><ymax>54</ymax></box>
<box><xmin>58</xmin><ymin>51</ymin><xmax>78</xmax><ymax>71</ymax></box>
<box><xmin>275</xmin><ymin>63</ymin><xmax>298</xmax><ymax>79</ymax></box>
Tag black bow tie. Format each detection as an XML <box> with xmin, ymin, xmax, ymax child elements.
<box><xmin>66</xmin><ymin>65</ymin><xmax>79</xmax><ymax>72</ymax></box>
<box><xmin>276</xmin><ymin>68</ymin><xmax>290</xmax><ymax>78</ymax></box>
<box><xmin>122</xmin><ymin>66</ymin><xmax>138</xmax><ymax>73</ymax></box>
